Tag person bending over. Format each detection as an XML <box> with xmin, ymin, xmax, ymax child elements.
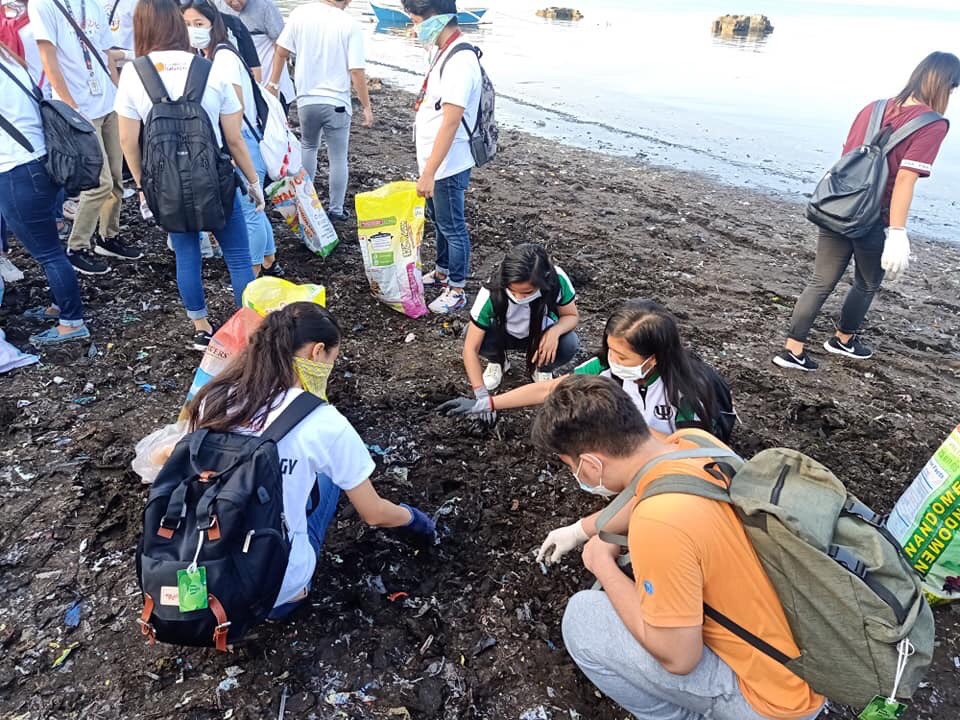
<box><xmin>531</xmin><ymin>375</ymin><xmax>824</xmax><ymax>720</ymax></box>
<box><xmin>459</xmin><ymin>243</ymin><xmax>579</xmax><ymax>412</ymax></box>
<box><xmin>443</xmin><ymin>298</ymin><xmax>732</xmax><ymax>439</ymax></box>
<box><xmin>188</xmin><ymin>302</ymin><xmax>436</xmax><ymax>619</ymax></box>
<box><xmin>774</xmin><ymin>52</ymin><xmax>957</xmax><ymax>372</ymax></box>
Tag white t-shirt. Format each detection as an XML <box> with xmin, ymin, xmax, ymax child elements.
<box><xmin>28</xmin><ymin>0</ymin><xmax>116</xmax><ymax>120</ymax></box>
<box><xmin>276</xmin><ymin>2</ymin><xmax>364</xmax><ymax>113</ymax></box>
<box><xmin>213</xmin><ymin>46</ymin><xmax>257</xmax><ymax>129</ymax></box>
<box><xmin>19</xmin><ymin>24</ymin><xmax>48</xmax><ymax>90</ymax></box>
<box><xmin>415</xmin><ymin>41</ymin><xmax>482</xmax><ymax>180</ymax></box>
<box><xmin>102</xmin><ymin>0</ymin><xmax>135</xmax><ymax>51</ymax></box>
<box><xmin>0</xmin><ymin>56</ymin><xmax>47</xmax><ymax>174</ymax></box>
<box><xmin>114</xmin><ymin>50</ymin><xmax>242</xmax><ymax>146</ymax></box>
<box><xmin>239</xmin><ymin>389</ymin><xmax>375</xmax><ymax>606</ymax></box>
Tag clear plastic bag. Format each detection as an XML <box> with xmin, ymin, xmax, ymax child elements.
<box><xmin>131</xmin><ymin>421</ymin><xmax>188</xmax><ymax>485</ymax></box>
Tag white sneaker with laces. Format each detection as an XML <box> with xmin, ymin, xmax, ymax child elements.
<box><xmin>428</xmin><ymin>288</ymin><xmax>466</xmax><ymax>315</ymax></box>
<box><xmin>532</xmin><ymin>371</ymin><xmax>553</xmax><ymax>383</ymax></box>
<box><xmin>0</xmin><ymin>256</ymin><xmax>25</xmax><ymax>283</ymax></box>
<box><xmin>483</xmin><ymin>359</ymin><xmax>511</xmax><ymax>391</ymax></box>
<box><xmin>423</xmin><ymin>269</ymin><xmax>448</xmax><ymax>287</ymax></box>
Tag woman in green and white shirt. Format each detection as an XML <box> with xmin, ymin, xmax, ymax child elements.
<box><xmin>445</xmin><ymin>298</ymin><xmax>735</xmax><ymax>441</ymax></box>
<box><xmin>462</xmin><ymin>244</ymin><xmax>580</xmax><ymax>409</ymax></box>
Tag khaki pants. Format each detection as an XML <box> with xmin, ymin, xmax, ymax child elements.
<box><xmin>68</xmin><ymin>111</ymin><xmax>123</xmax><ymax>251</ymax></box>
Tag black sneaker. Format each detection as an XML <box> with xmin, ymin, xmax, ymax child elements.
<box><xmin>262</xmin><ymin>261</ymin><xmax>286</xmax><ymax>278</ymax></box>
<box><xmin>328</xmin><ymin>209</ymin><xmax>351</xmax><ymax>223</ymax></box>
<box><xmin>824</xmin><ymin>336</ymin><xmax>873</xmax><ymax>360</ymax></box>
<box><xmin>95</xmin><ymin>236</ymin><xmax>143</xmax><ymax>260</ymax></box>
<box><xmin>191</xmin><ymin>330</ymin><xmax>213</xmax><ymax>352</ymax></box>
<box><xmin>68</xmin><ymin>249</ymin><xmax>111</xmax><ymax>275</ymax></box>
<box><xmin>772</xmin><ymin>349</ymin><xmax>820</xmax><ymax>372</ymax></box>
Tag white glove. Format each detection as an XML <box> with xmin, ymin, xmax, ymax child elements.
<box><xmin>537</xmin><ymin>520</ymin><xmax>589</xmax><ymax>565</ymax></box>
<box><xmin>247</xmin><ymin>179</ymin><xmax>265</xmax><ymax>212</ymax></box>
<box><xmin>881</xmin><ymin>227</ymin><xmax>910</xmax><ymax>280</ymax></box>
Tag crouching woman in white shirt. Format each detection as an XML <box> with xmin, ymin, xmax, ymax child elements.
<box><xmin>187</xmin><ymin>302</ymin><xmax>437</xmax><ymax>619</ymax></box>
<box><xmin>115</xmin><ymin>0</ymin><xmax>262</xmax><ymax>351</ymax></box>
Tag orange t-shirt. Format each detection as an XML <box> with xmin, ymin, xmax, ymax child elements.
<box><xmin>628</xmin><ymin>430</ymin><xmax>824</xmax><ymax>720</ymax></box>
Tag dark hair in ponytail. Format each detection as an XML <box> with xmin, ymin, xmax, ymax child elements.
<box><xmin>487</xmin><ymin>243</ymin><xmax>562</xmax><ymax>371</ymax></box>
<box><xmin>600</xmin><ymin>299</ymin><xmax>717</xmax><ymax>433</ymax></box>
<box><xmin>188</xmin><ymin>303</ymin><xmax>341</xmax><ymax>433</ymax></box>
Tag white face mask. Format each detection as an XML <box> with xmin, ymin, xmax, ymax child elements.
<box><xmin>608</xmin><ymin>354</ymin><xmax>654</xmax><ymax>382</ymax></box>
<box><xmin>574</xmin><ymin>455</ymin><xmax>617</xmax><ymax>497</ymax></box>
<box><xmin>505</xmin><ymin>288</ymin><xmax>542</xmax><ymax>305</ymax></box>
<box><xmin>188</xmin><ymin>26</ymin><xmax>212</xmax><ymax>50</ymax></box>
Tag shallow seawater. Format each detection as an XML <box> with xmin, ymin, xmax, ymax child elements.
<box><xmin>276</xmin><ymin>0</ymin><xmax>960</xmax><ymax>241</ymax></box>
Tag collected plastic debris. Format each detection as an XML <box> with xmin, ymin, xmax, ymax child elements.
<box><xmin>63</xmin><ymin>600</ymin><xmax>82</xmax><ymax>627</ymax></box>
<box><xmin>365</xmin><ymin>575</ymin><xmax>388</xmax><ymax>595</ymax></box>
<box><xmin>472</xmin><ymin>636</ymin><xmax>497</xmax><ymax>657</ymax></box>
<box><xmin>387</xmin><ymin>708</ymin><xmax>412</xmax><ymax>720</ymax></box>
<box><xmin>325</xmin><ymin>688</ymin><xmax>376</xmax><ymax>706</ymax></box>
<box><xmin>51</xmin><ymin>641</ymin><xmax>80</xmax><ymax>668</ymax></box>
<box><xmin>387</xmin><ymin>591</ymin><xmax>409</xmax><ymax>602</ymax></box>
<box><xmin>520</xmin><ymin>706</ymin><xmax>550</xmax><ymax>720</ymax></box>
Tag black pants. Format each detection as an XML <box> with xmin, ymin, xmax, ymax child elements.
<box><xmin>480</xmin><ymin>325</ymin><xmax>580</xmax><ymax>372</ymax></box>
<box><xmin>787</xmin><ymin>224</ymin><xmax>886</xmax><ymax>342</ymax></box>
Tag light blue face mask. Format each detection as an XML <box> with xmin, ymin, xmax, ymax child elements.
<box><xmin>416</xmin><ymin>13</ymin><xmax>456</xmax><ymax>45</ymax></box>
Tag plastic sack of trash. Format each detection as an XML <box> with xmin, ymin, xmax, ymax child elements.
<box><xmin>266</xmin><ymin>168</ymin><xmax>339</xmax><ymax>257</ymax></box>
<box><xmin>132</xmin><ymin>420</ymin><xmax>188</xmax><ymax>484</ymax></box>
<box><xmin>242</xmin><ymin>276</ymin><xmax>326</xmax><ymax>316</ymax></box>
<box><xmin>185</xmin><ymin>308</ymin><xmax>263</xmax><ymax>404</ymax></box>
<box><xmin>355</xmin><ymin>181</ymin><xmax>429</xmax><ymax>318</ymax></box>
<box><xmin>887</xmin><ymin>424</ymin><xmax>960</xmax><ymax>604</ymax></box>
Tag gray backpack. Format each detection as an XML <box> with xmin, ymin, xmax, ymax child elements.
<box><xmin>440</xmin><ymin>43</ymin><xmax>498</xmax><ymax>167</ymax></box>
<box><xmin>806</xmin><ymin>99</ymin><xmax>945</xmax><ymax>238</ymax></box>
<box><xmin>595</xmin><ymin>431</ymin><xmax>934</xmax><ymax>708</ymax></box>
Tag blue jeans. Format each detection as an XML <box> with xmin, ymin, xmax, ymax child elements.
<box><xmin>168</xmin><ymin>195</ymin><xmax>255</xmax><ymax>320</ymax></box>
<box><xmin>241</xmin><ymin>127</ymin><xmax>276</xmax><ymax>265</ymax></box>
<box><xmin>426</xmin><ymin>168</ymin><xmax>472</xmax><ymax>288</ymax></box>
<box><xmin>268</xmin><ymin>473</ymin><xmax>341</xmax><ymax>620</ymax></box>
<box><xmin>0</xmin><ymin>159</ymin><xmax>84</xmax><ymax>325</ymax></box>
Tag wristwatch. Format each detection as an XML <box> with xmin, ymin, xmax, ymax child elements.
<box><xmin>265</xmin><ymin>81</ymin><xmax>280</xmax><ymax>91</ymax></box>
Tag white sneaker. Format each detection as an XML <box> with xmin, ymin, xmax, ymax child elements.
<box><xmin>200</xmin><ymin>232</ymin><xmax>215</xmax><ymax>259</ymax></box>
<box><xmin>483</xmin><ymin>358</ymin><xmax>511</xmax><ymax>391</ymax></box>
<box><xmin>423</xmin><ymin>269</ymin><xmax>448</xmax><ymax>287</ymax></box>
<box><xmin>532</xmin><ymin>371</ymin><xmax>553</xmax><ymax>383</ymax></box>
<box><xmin>428</xmin><ymin>288</ymin><xmax>467</xmax><ymax>315</ymax></box>
<box><xmin>62</xmin><ymin>198</ymin><xmax>80</xmax><ymax>221</ymax></box>
<box><xmin>0</xmin><ymin>256</ymin><xmax>25</xmax><ymax>283</ymax></box>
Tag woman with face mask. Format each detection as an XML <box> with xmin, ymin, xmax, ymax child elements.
<box><xmin>115</xmin><ymin>0</ymin><xmax>263</xmax><ymax>351</ymax></box>
<box><xmin>188</xmin><ymin>302</ymin><xmax>437</xmax><ymax>618</ymax></box>
<box><xmin>459</xmin><ymin>243</ymin><xmax>580</xmax><ymax>415</ymax></box>
<box><xmin>442</xmin><ymin>298</ymin><xmax>734</xmax><ymax>441</ymax></box>
<box><xmin>180</xmin><ymin>0</ymin><xmax>278</xmax><ymax>280</ymax></box>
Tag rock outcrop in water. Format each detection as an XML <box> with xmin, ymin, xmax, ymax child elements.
<box><xmin>536</xmin><ymin>7</ymin><xmax>584</xmax><ymax>21</ymax></box>
<box><xmin>711</xmin><ymin>14</ymin><xmax>774</xmax><ymax>36</ymax></box>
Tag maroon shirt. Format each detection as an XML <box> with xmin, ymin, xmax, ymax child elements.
<box><xmin>843</xmin><ymin>99</ymin><xmax>949</xmax><ymax>223</ymax></box>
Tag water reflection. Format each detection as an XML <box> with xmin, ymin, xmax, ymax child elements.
<box><xmin>710</xmin><ymin>34</ymin><xmax>772</xmax><ymax>51</ymax></box>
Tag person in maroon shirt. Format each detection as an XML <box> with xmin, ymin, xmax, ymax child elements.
<box><xmin>774</xmin><ymin>52</ymin><xmax>958</xmax><ymax>372</ymax></box>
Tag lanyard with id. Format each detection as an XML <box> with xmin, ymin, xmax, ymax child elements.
<box><xmin>858</xmin><ymin>639</ymin><xmax>914</xmax><ymax>720</ymax></box>
<box><xmin>65</xmin><ymin>0</ymin><xmax>103</xmax><ymax>96</ymax></box>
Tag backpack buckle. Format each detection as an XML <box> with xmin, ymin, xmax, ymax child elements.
<box><xmin>843</xmin><ymin>497</ymin><xmax>883</xmax><ymax>527</ymax></box>
<box><xmin>157</xmin><ymin>518</ymin><xmax>180</xmax><ymax>539</ymax></box>
<box><xmin>828</xmin><ymin>545</ymin><xmax>867</xmax><ymax>579</ymax></box>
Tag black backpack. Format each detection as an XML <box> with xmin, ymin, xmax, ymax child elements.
<box><xmin>702</xmin><ymin>363</ymin><xmax>737</xmax><ymax>443</ymax></box>
<box><xmin>136</xmin><ymin>393</ymin><xmax>324</xmax><ymax>651</ymax></box>
<box><xmin>439</xmin><ymin>43</ymin><xmax>498</xmax><ymax>167</ymax></box>
<box><xmin>134</xmin><ymin>56</ymin><xmax>237</xmax><ymax>233</ymax></box>
<box><xmin>806</xmin><ymin>100</ymin><xmax>946</xmax><ymax>238</ymax></box>
<box><xmin>0</xmin><ymin>62</ymin><xmax>102</xmax><ymax>197</ymax></box>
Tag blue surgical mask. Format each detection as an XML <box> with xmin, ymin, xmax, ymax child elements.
<box><xmin>415</xmin><ymin>13</ymin><xmax>455</xmax><ymax>45</ymax></box>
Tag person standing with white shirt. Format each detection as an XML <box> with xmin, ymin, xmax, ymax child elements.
<box><xmin>115</xmin><ymin>0</ymin><xmax>260</xmax><ymax>351</ymax></box>
<box><xmin>267</xmin><ymin>0</ymin><xmax>373</xmax><ymax>223</ymax></box>
<box><xmin>214</xmin><ymin>0</ymin><xmax>291</xmax><ymax>102</ymax></box>
<box><xmin>29</xmin><ymin>0</ymin><xmax>142</xmax><ymax>274</ymax></box>
<box><xmin>0</xmin><ymin>44</ymin><xmax>89</xmax><ymax>345</ymax></box>
<box><xmin>402</xmin><ymin>0</ymin><xmax>482</xmax><ymax>315</ymax></box>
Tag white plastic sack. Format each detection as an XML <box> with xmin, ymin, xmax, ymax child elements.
<box><xmin>257</xmin><ymin>84</ymin><xmax>303</xmax><ymax>179</ymax></box>
<box><xmin>131</xmin><ymin>421</ymin><xmax>188</xmax><ymax>485</ymax></box>
<box><xmin>266</xmin><ymin>169</ymin><xmax>339</xmax><ymax>257</ymax></box>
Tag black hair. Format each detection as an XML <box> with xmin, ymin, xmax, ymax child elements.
<box><xmin>401</xmin><ymin>0</ymin><xmax>458</xmax><ymax>20</ymax></box>
<box><xmin>189</xmin><ymin>303</ymin><xmax>341</xmax><ymax>433</ymax></box>
<box><xmin>532</xmin><ymin>375</ymin><xmax>651</xmax><ymax>459</ymax></box>
<box><xmin>487</xmin><ymin>243</ymin><xmax>562</xmax><ymax>371</ymax></box>
<box><xmin>600</xmin><ymin>299</ymin><xmax>717</xmax><ymax>433</ymax></box>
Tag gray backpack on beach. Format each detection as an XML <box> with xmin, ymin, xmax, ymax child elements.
<box><xmin>439</xmin><ymin>43</ymin><xmax>498</xmax><ymax>167</ymax></box>
<box><xmin>595</xmin><ymin>431</ymin><xmax>934</xmax><ymax>708</ymax></box>
<box><xmin>806</xmin><ymin>99</ymin><xmax>945</xmax><ymax>238</ymax></box>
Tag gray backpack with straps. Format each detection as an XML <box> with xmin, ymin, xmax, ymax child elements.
<box><xmin>439</xmin><ymin>43</ymin><xmax>498</xmax><ymax>167</ymax></box>
<box><xmin>595</xmin><ymin>432</ymin><xmax>934</xmax><ymax>708</ymax></box>
<box><xmin>806</xmin><ymin>99</ymin><xmax>946</xmax><ymax>238</ymax></box>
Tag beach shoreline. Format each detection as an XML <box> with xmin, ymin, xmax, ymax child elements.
<box><xmin>0</xmin><ymin>82</ymin><xmax>958</xmax><ymax>719</ymax></box>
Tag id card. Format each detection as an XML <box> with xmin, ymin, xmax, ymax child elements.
<box><xmin>858</xmin><ymin>696</ymin><xmax>908</xmax><ymax>720</ymax></box>
<box><xmin>88</xmin><ymin>76</ymin><xmax>102</xmax><ymax>96</ymax></box>
<box><xmin>176</xmin><ymin>566</ymin><xmax>208</xmax><ymax>612</ymax></box>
